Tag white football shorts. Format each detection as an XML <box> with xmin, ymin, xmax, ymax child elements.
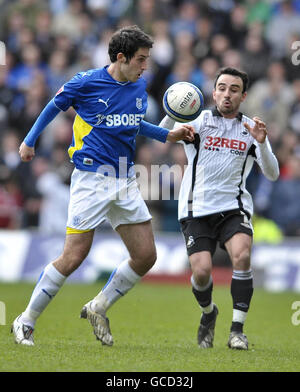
<box><xmin>66</xmin><ymin>168</ymin><xmax>152</xmax><ymax>232</ymax></box>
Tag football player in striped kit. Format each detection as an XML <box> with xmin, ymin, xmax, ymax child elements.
<box><xmin>11</xmin><ymin>26</ymin><xmax>195</xmax><ymax>347</ymax></box>
<box><xmin>160</xmin><ymin>67</ymin><xmax>279</xmax><ymax>350</ymax></box>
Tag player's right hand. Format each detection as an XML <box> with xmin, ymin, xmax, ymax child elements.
<box><xmin>167</xmin><ymin>124</ymin><xmax>195</xmax><ymax>143</ymax></box>
<box><xmin>19</xmin><ymin>141</ymin><xmax>35</xmax><ymax>162</ymax></box>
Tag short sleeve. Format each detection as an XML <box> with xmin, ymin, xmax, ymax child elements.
<box><xmin>53</xmin><ymin>72</ymin><xmax>84</xmax><ymax>111</ymax></box>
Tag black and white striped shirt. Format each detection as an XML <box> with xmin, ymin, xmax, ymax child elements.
<box><xmin>160</xmin><ymin>108</ymin><xmax>279</xmax><ymax>221</ymax></box>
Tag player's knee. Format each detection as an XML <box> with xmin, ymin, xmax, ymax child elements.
<box><xmin>132</xmin><ymin>247</ymin><xmax>157</xmax><ymax>272</ymax></box>
<box><xmin>189</xmin><ymin>253</ymin><xmax>212</xmax><ymax>286</ymax></box>
<box><xmin>193</xmin><ymin>265</ymin><xmax>211</xmax><ymax>285</ymax></box>
<box><xmin>231</xmin><ymin>248</ymin><xmax>251</xmax><ymax>270</ymax></box>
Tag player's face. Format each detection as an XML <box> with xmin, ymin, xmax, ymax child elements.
<box><xmin>213</xmin><ymin>74</ymin><xmax>247</xmax><ymax>118</ymax></box>
<box><xmin>120</xmin><ymin>47</ymin><xmax>150</xmax><ymax>82</ymax></box>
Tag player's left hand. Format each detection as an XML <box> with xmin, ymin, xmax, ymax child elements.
<box><xmin>167</xmin><ymin>124</ymin><xmax>195</xmax><ymax>143</ymax></box>
<box><xmin>243</xmin><ymin>117</ymin><xmax>267</xmax><ymax>144</ymax></box>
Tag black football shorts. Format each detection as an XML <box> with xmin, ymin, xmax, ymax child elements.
<box><xmin>180</xmin><ymin>209</ymin><xmax>253</xmax><ymax>256</ymax></box>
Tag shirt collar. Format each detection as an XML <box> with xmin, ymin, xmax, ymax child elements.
<box><xmin>212</xmin><ymin>107</ymin><xmax>243</xmax><ymax>121</ymax></box>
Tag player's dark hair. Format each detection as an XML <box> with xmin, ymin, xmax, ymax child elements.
<box><xmin>214</xmin><ymin>67</ymin><xmax>249</xmax><ymax>93</ymax></box>
<box><xmin>108</xmin><ymin>25</ymin><xmax>154</xmax><ymax>63</ymax></box>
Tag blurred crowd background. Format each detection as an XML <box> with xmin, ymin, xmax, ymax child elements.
<box><xmin>0</xmin><ymin>0</ymin><xmax>300</xmax><ymax>240</ymax></box>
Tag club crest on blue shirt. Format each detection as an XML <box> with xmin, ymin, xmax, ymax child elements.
<box><xmin>136</xmin><ymin>98</ymin><xmax>143</xmax><ymax>110</ymax></box>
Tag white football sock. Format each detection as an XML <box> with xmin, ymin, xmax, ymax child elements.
<box><xmin>232</xmin><ymin>309</ymin><xmax>248</xmax><ymax>324</ymax></box>
<box><xmin>201</xmin><ymin>302</ymin><xmax>214</xmax><ymax>314</ymax></box>
<box><xmin>20</xmin><ymin>263</ymin><xmax>66</xmax><ymax>328</ymax></box>
<box><xmin>91</xmin><ymin>259</ymin><xmax>141</xmax><ymax>314</ymax></box>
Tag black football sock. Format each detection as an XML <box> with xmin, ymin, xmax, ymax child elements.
<box><xmin>230</xmin><ymin>269</ymin><xmax>254</xmax><ymax>333</ymax></box>
<box><xmin>191</xmin><ymin>275</ymin><xmax>214</xmax><ymax>325</ymax></box>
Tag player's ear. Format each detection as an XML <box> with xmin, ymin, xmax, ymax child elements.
<box><xmin>212</xmin><ymin>89</ymin><xmax>216</xmax><ymax>102</ymax></box>
<box><xmin>117</xmin><ymin>53</ymin><xmax>126</xmax><ymax>63</ymax></box>
<box><xmin>241</xmin><ymin>91</ymin><xmax>247</xmax><ymax>102</ymax></box>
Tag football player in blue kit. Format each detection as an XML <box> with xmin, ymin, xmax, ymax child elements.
<box><xmin>12</xmin><ymin>25</ymin><xmax>195</xmax><ymax>346</ymax></box>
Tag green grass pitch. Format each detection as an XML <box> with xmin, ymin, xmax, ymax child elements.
<box><xmin>1</xmin><ymin>281</ymin><xmax>300</xmax><ymax>372</ymax></box>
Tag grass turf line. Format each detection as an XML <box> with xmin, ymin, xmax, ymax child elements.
<box><xmin>0</xmin><ymin>282</ymin><xmax>299</xmax><ymax>372</ymax></box>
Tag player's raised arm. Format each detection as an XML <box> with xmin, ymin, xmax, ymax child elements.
<box><xmin>19</xmin><ymin>99</ymin><xmax>61</xmax><ymax>162</ymax></box>
<box><xmin>244</xmin><ymin>117</ymin><xmax>279</xmax><ymax>181</ymax></box>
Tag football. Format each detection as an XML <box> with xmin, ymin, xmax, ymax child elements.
<box><xmin>162</xmin><ymin>82</ymin><xmax>204</xmax><ymax>123</ymax></box>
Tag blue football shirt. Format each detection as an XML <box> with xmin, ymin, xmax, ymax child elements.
<box><xmin>54</xmin><ymin>66</ymin><xmax>148</xmax><ymax>177</ymax></box>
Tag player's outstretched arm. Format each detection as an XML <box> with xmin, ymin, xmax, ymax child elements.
<box><xmin>166</xmin><ymin>124</ymin><xmax>195</xmax><ymax>143</ymax></box>
<box><xmin>139</xmin><ymin>120</ymin><xmax>194</xmax><ymax>144</ymax></box>
<box><xmin>158</xmin><ymin>115</ymin><xmax>195</xmax><ymax>143</ymax></box>
<box><xmin>19</xmin><ymin>99</ymin><xmax>61</xmax><ymax>162</ymax></box>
